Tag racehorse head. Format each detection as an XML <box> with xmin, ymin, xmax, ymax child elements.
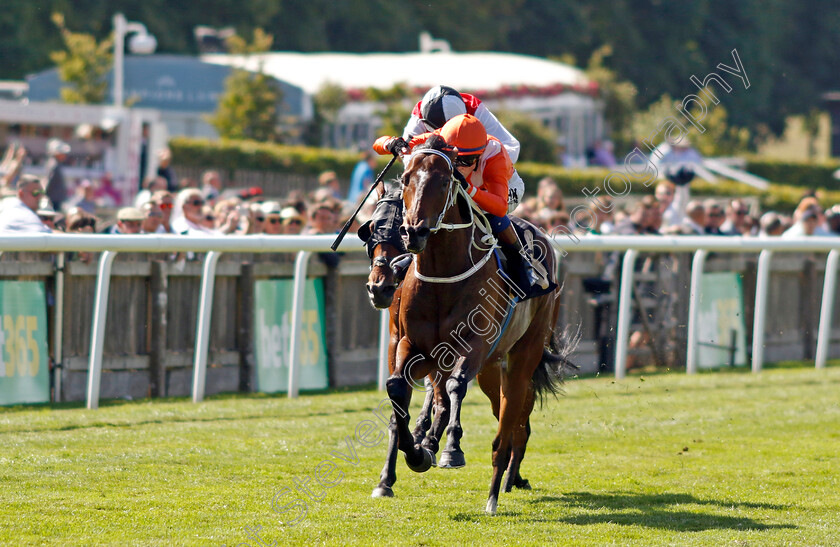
<box><xmin>366</xmin><ymin>241</ymin><xmax>400</xmax><ymax>309</ymax></box>
<box><xmin>399</xmin><ymin>135</ymin><xmax>456</xmax><ymax>254</ymax></box>
<box><xmin>358</xmin><ymin>181</ymin><xmax>404</xmax><ymax>309</ymax></box>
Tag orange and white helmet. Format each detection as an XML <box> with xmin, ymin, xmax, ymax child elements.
<box><xmin>439</xmin><ymin>114</ymin><xmax>487</xmax><ymax>156</ymax></box>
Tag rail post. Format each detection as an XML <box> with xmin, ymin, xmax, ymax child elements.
<box><xmin>614</xmin><ymin>248</ymin><xmax>638</xmax><ymax>379</ymax></box>
<box><xmin>192</xmin><ymin>251</ymin><xmax>222</xmax><ymax>403</ymax></box>
<box><xmin>87</xmin><ymin>250</ymin><xmax>117</xmax><ymax>410</ymax></box>
<box><xmin>686</xmin><ymin>249</ymin><xmax>708</xmax><ymax>374</ymax></box>
<box><xmin>751</xmin><ymin>250</ymin><xmax>773</xmax><ymax>373</ymax></box>
<box><xmin>815</xmin><ymin>250</ymin><xmax>840</xmax><ymax>369</ymax></box>
<box><xmin>53</xmin><ymin>252</ymin><xmax>65</xmax><ymax>402</ymax></box>
<box><xmin>378</xmin><ymin>309</ymin><xmax>390</xmax><ymax>391</ymax></box>
<box><xmin>288</xmin><ymin>251</ymin><xmax>311</xmax><ymax>398</ymax></box>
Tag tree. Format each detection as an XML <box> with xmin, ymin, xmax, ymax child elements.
<box><xmin>5</xmin><ymin>0</ymin><xmax>838</xmax><ymax>145</ymax></box>
<box><xmin>49</xmin><ymin>13</ymin><xmax>113</xmax><ymax>104</ymax></box>
<box><xmin>581</xmin><ymin>45</ymin><xmax>638</xmax><ymax>154</ymax></box>
<box><xmin>305</xmin><ymin>82</ymin><xmax>349</xmax><ymax>147</ymax></box>
<box><xmin>631</xmin><ymin>95</ymin><xmax>750</xmax><ymax>157</ymax></box>
<box><xmin>365</xmin><ymin>84</ymin><xmax>413</xmax><ymax>137</ymax></box>
<box><xmin>209</xmin><ymin>29</ymin><xmax>281</xmax><ymax>141</ymax></box>
<box><xmin>494</xmin><ymin>110</ymin><xmax>558</xmax><ymax>164</ymax></box>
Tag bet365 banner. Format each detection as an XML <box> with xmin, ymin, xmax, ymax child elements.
<box><xmin>0</xmin><ymin>281</ymin><xmax>50</xmax><ymax>405</ymax></box>
<box><xmin>254</xmin><ymin>279</ymin><xmax>329</xmax><ymax>393</ymax></box>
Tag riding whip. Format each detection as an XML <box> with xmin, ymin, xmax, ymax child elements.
<box><xmin>330</xmin><ymin>153</ymin><xmax>400</xmax><ymax>251</ymax></box>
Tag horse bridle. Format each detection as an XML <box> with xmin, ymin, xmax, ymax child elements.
<box><xmin>406</xmin><ymin>149</ymin><xmax>476</xmax><ymax>234</ymax></box>
<box><xmin>404</xmin><ymin>148</ymin><xmax>498</xmax><ymax>284</ymax></box>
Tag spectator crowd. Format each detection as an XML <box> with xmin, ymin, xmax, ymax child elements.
<box><xmin>2</xmin><ymin>138</ymin><xmax>840</xmax><ymax>248</ymax></box>
<box><xmin>511</xmin><ymin>175</ymin><xmax>840</xmax><ymax>240</ymax></box>
<box><xmin>0</xmin><ymin>141</ymin><xmax>359</xmax><ymax>243</ymax></box>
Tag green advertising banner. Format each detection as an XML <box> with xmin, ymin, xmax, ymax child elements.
<box><xmin>0</xmin><ymin>281</ymin><xmax>50</xmax><ymax>405</ymax></box>
<box><xmin>254</xmin><ymin>279</ymin><xmax>329</xmax><ymax>393</ymax></box>
<box><xmin>697</xmin><ymin>272</ymin><xmax>748</xmax><ymax>369</ymax></box>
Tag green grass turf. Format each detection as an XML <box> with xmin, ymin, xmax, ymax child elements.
<box><xmin>1</xmin><ymin>366</ymin><xmax>839</xmax><ymax>546</ymax></box>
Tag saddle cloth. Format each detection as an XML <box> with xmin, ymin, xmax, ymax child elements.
<box><xmin>497</xmin><ymin>216</ymin><xmax>559</xmax><ymax>301</ymax></box>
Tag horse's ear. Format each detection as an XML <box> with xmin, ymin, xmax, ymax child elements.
<box><xmin>426</xmin><ymin>134</ymin><xmax>445</xmax><ymax>149</ymax></box>
<box><xmin>357</xmin><ymin>220</ymin><xmax>373</xmax><ymax>243</ymax></box>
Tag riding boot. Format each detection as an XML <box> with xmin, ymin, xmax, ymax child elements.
<box><xmin>496</xmin><ymin>223</ymin><xmax>537</xmax><ymax>296</ymax></box>
<box><xmin>390</xmin><ymin>253</ymin><xmax>413</xmax><ymax>282</ymax></box>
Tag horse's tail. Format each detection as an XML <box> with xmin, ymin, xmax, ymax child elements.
<box><xmin>531</xmin><ymin>323</ymin><xmax>580</xmax><ymax>406</ymax></box>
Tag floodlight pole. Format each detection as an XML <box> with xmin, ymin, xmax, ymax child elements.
<box><xmin>113</xmin><ymin>13</ymin><xmax>156</xmax><ymax>107</ymax></box>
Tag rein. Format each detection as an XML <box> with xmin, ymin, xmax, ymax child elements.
<box><xmin>408</xmin><ymin>148</ymin><xmax>498</xmax><ymax>284</ymax></box>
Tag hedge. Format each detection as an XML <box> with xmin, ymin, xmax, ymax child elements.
<box><xmin>169</xmin><ymin>137</ymin><xmax>368</xmax><ymax>179</ymax></box>
<box><xmin>169</xmin><ymin>137</ymin><xmax>840</xmax><ymax>212</ymax></box>
<box><xmin>745</xmin><ymin>157</ymin><xmax>840</xmax><ymax>189</ymax></box>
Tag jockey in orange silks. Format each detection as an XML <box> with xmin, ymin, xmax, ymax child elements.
<box><xmin>374</xmin><ymin>113</ymin><xmax>537</xmax><ymax>294</ymax></box>
<box><xmin>403</xmin><ymin>85</ymin><xmax>524</xmax><ymax>210</ymax></box>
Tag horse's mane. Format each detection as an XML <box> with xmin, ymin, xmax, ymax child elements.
<box><xmin>415</xmin><ymin>134</ymin><xmax>453</xmax><ymax>155</ymax></box>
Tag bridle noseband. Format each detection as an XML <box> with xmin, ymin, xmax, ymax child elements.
<box><xmin>403</xmin><ymin>148</ymin><xmax>497</xmax><ymax>284</ymax></box>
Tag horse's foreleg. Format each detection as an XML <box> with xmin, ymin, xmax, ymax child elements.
<box><xmin>387</xmin><ymin>339</ymin><xmax>434</xmax><ymax>473</ymax></box>
<box><xmin>439</xmin><ymin>357</ymin><xmax>472</xmax><ymax>469</ymax></box>
<box><xmin>373</xmin><ymin>305</ymin><xmax>403</xmax><ymax>498</ymax></box>
<box><xmin>372</xmin><ymin>413</ymin><xmax>399</xmax><ymax>498</ymax></box>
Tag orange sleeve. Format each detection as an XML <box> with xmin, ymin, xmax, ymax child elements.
<box><xmin>372</xmin><ymin>136</ymin><xmax>394</xmax><ymax>155</ymax></box>
<box><xmin>468</xmin><ymin>150</ymin><xmax>513</xmax><ymax>217</ymax></box>
<box><xmin>374</xmin><ymin>132</ymin><xmax>435</xmax><ymax>155</ymax></box>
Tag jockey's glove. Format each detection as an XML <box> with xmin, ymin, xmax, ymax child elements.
<box><xmin>373</xmin><ymin>136</ymin><xmax>408</xmax><ymax>156</ymax></box>
<box><xmin>385</xmin><ymin>137</ymin><xmax>409</xmax><ymax>155</ymax></box>
<box><xmin>453</xmin><ymin>169</ymin><xmax>471</xmax><ymax>192</ymax></box>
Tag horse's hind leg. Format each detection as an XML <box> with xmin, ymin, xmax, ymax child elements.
<box><xmin>486</xmin><ymin>344</ymin><xmax>543</xmax><ymax>515</ymax></box>
<box><xmin>421</xmin><ymin>379</ymin><xmax>450</xmax><ymax>456</ymax></box>
<box><xmin>412</xmin><ymin>377</ymin><xmax>435</xmax><ymax>445</ymax></box>
<box><xmin>503</xmin><ymin>391</ymin><xmax>535</xmax><ymax>493</ymax></box>
<box><xmin>477</xmin><ymin>362</ymin><xmax>529</xmax><ymax>490</ymax></box>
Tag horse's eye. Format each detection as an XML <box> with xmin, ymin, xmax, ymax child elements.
<box><xmin>400</xmin><ymin>174</ymin><xmax>409</xmax><ymax>186</ymax></box>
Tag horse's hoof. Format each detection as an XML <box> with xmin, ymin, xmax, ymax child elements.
<box><xmin>405</xmin><ymin>447</ymin><xmax>435</xmax><ymax>473</ymax></box>
<box><xmin>485</xmin><ymin>495</ymin><xmax>498</xmax><ymax>515</ymax></box>
<box><xmin>503</xmin><ymin>474</ymin><xmax>530</xmax><ymax>492</ymax></box>
<box><xmin>438</xmin><ymin>449</ymin><xmax>466</xmax><ymax>469</ymax></box>
<box><xmin>514</xmin><ymin>477</ymin><xmax>531</xmax><ymax>490</ymax></box>
<box><xmin>371</xmin><ymin>485</ymin><xmax>394</xmax><ymax>498</ymax></box>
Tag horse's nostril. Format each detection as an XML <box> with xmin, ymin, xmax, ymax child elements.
<box><xmin>398</xmin><ymin>226</ymin><xmax>408</xmax><ymax>237</ymax></box>
<box><xmin>416</xmin><ymin>227</ymin><xmax>431</xmax><ymax>239</ymax></box>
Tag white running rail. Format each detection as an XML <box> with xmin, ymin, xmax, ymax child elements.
<box><xmin>2</xmin><ymin>234</ymin><xmax>839</xmax><ymax>406</ymax></box>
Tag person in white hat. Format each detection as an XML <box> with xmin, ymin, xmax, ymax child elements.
<box><xmin>36</xmin><ymin>198</ymin><xmax>61</xmax><ymax>231</ymax></box>
<box><xmin>46</xmin><ymin>138</ymin><xmax>71</xmax><ymax>210</ymax></box>
<box><xmin>280</xmin><ymin>206</ymin><xmax>305</xmax><ymax>235</ymax></box>
<box><xmin>108</xmin><ymin>207</ymin><xmax>145</xmax><ymax>234</ymax></box>
<box><xmin>260</xmin><ymin>201</ymin><xmax>284</xmax><ymax>235</ymax></box>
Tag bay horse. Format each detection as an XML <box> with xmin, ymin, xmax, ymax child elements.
<box><xmin>383</xmin><ymin>136</ymin><xmax>574</xmax><ymax>514</ymax></box>
<box><xmin>358</xmin><ymin>180</ymin><xmax>534</xmax><ymax>498</ymax></box>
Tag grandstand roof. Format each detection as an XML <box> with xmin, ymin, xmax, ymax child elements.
<box><xmin>202</xmin><ymin>51</ymin><xmax>597</xmax><ymax>99</ymax></box>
